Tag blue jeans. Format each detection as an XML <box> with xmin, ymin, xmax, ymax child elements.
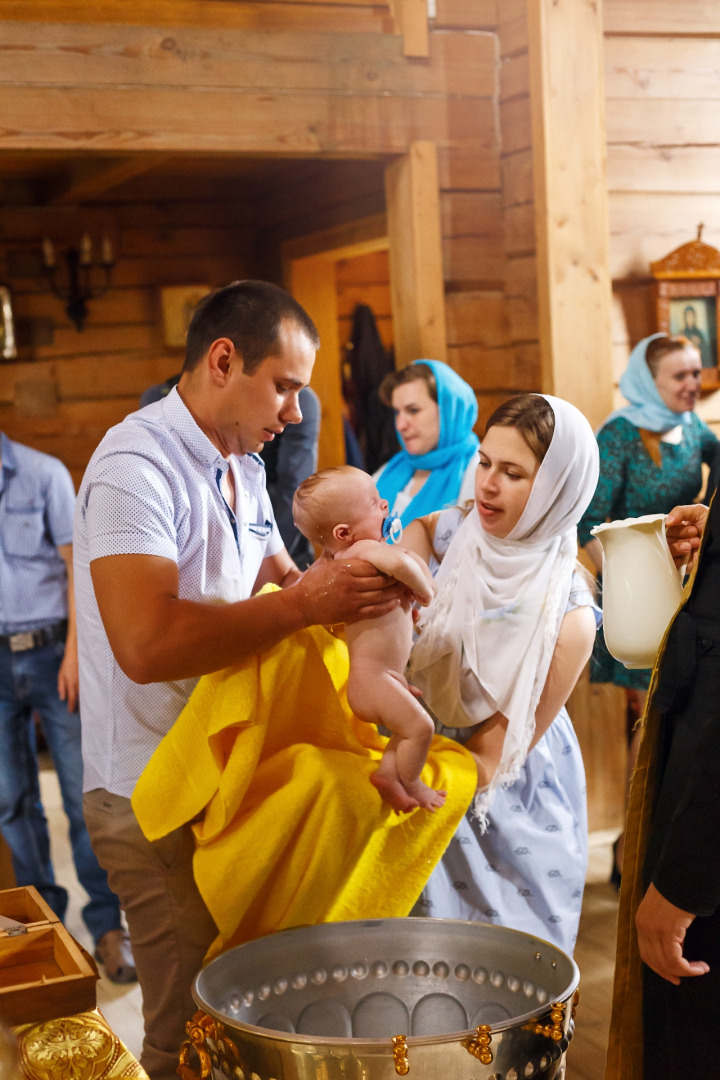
<box><xmin>0</xmin><ymin>640</ymin><xmax>122</xmax><ymax>944</ymax></box>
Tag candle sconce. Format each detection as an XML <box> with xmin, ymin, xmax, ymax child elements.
<box><xmin>41</xmin><ymin>234</ymin><xmax>115</xmax><ymax>331</ymax></box>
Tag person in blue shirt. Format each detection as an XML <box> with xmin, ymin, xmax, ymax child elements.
<box><xmin>0</xmin><ymin>433</ymin><xmax>134</xmax><ymax>983</ymax></box>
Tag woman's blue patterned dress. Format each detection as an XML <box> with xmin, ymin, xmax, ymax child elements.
<box><xmin>411</xmin><ymin>509</ymin><xmax>599</xmax><ymax>956</ymax></box>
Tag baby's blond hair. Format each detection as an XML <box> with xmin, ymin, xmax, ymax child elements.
<box><xmin>293</xmin><ymin>466</ymin><xmax>369</xmax><ymax>549</ymax></box>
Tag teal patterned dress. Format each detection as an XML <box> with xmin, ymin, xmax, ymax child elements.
<box><xmin>577</xmin><ymin>413</ymin><xmax>719</xmax><ymax>690</ymax></box>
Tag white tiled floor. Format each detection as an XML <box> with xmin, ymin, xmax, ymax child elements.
<box><xmin>38</xmin><ymin>761</ymin><xmax>144</xmax><ymax>1060</ymax></box>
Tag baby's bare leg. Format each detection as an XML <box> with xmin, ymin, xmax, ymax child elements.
<box><xmin>348</xmin><ymin>665</ymin><xmax>446</xmax><ymax>812</ymax></box>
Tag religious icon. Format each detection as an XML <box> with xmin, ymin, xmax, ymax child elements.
<box><xmin>160</xmin><ymin>285</ymin><xmax>212</xmax><ymax>348</ymax></box>
<box><xmin>652</xmin><ymin>225</ymin><xmax>720</xmax><ymax>390</ymax></box>
<box><xmin>669</xmin><ymin>297</ymin><xmax>717</xmax><ymax>369</ymax></box>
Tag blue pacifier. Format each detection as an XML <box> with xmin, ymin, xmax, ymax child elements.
<box><xmin>382</xmin><ymin>512</ymin><xmax>403</xmax><ymax>545</ymax></box>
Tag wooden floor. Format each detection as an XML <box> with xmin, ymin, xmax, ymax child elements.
<box><xmin>569</xmin><ymin>832</ymin><xmax>619</xmax><ymax>1078</ymax></box>
<box><xmin>40</xmin><ymin>765</ymin><xmax>619</xmax><ymax>1076</ymax></box>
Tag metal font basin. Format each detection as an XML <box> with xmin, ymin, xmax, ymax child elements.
<box><xmin>187</xmin><ymin>918</ymin><xmax>580</xmax><ymax>1080</ymax></box>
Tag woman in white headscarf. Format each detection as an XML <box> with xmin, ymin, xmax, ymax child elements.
<box><xmin>403</xmin><ymin>393</ymin><xmax>600</xmax><ymax>956</ymax></box>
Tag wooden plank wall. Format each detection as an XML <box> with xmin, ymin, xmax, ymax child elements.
<box><xmin>436</xmin><ymin>0</ymin><xmax>515</xmax><ymax>433</ymax></box>
<box><xmin>0</xmin><ymin>0</ymin><xmax>513</xmax><ymax>475</ymax></box>
<box><xmin>604</xmin><ymin>0</ymin><xmax>720</xmax><ymax>430</ymax></box>
<box><xmin>0</xmin><ymin>202</ymin><xmax>254</xmax><ymax>489</ymax></box>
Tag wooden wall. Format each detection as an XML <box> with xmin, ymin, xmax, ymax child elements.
<box><xmin>604</xmin><ymin>0</ymin><xmax>720</xmax><ymax>431</ymax></box>
<box><xmin>0</xmin><ymin>0</ymin><xmax>510</xmax><ymax>478</ymax></box>
<box><xmin>0</xmin><ymin>200</ymin><xmax>254</xmax><ymax>488</ymax></box>
<box><xmin>439</xmin><ymin>1</ymin><xmax>515</xmax><ymax>433</ymax></box>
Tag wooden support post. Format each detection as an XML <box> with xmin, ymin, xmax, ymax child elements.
<box><xmin>528</xmin><ymin>0</ymin><xmax>613</xmax><ymax>429</ymax></box>
<box><xmin>391</xmin><ymin>0</ymin><xmax>430</xmax><ymax>58</ymax></box>
<box><xmin>385</xmin><ymin>141</ymin><xmax>447</xmax><ymax>368</ymax></box>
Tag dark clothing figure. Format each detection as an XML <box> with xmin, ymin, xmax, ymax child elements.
<box><xmin>607</xmin><ymin>490</ymin><xmax>720</xmax><ymax>1079</ymax></box>
<box><xmin>343</xmin><ymin>304</ymin><xmax>398</xmax><ymax>474</ymax></box>
<box><xmin>139</xmin><ymin>375</ymin><xmax>181</xmax><ymax>408</ymax></box>
<box><xmin>261</xmin><ymin>385</ymin><xmax>320</xmax><ymax>570</ymax></box>
<box><xmin>639</xmin><ymin>493</ymin><xmax>720</xmax><ymax>1075</ymax></box>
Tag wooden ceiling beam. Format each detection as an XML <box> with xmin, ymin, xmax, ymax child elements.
<box><xmin>46</xmin><ymin>154</ymin><xmax>170</xmax><ymax>205</ymax></box>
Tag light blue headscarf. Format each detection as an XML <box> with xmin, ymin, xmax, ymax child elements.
<box><xmin>602</xmin><ymin>333</ymin><xmax>692</xmax><ymax>433</ymax></box>
<box><xmin>376</xmin><ymin>359</ymin><xmax>480</xmax><ymax>527</ymax></box>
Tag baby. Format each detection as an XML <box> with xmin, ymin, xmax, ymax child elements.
<box><xmin>293</xmin><ymin>466</ymin><xmax>445</xmax><ymax>813</ymax></box>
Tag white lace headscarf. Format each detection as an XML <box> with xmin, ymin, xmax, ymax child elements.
<box><xmin>408</xmin><ymin>394</ymin><xmax>599</xmax><ymax>823</ymax></box>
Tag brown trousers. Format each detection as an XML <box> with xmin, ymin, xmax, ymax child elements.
<box><xmin>83</xmin><ymin>789</ymin><xmax>218</xmax><ymax>1080</ymax></box>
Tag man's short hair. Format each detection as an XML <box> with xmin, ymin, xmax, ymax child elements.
<box><xmin>183</xmin><ymin>280</ymin><xmax>320</xmax><ymax>375</ymax></box>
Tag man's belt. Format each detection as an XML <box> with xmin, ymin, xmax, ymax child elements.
<box><xmin>0</xmin><ymin>621</ymin><xmax>68</xmax><ymax>653</ymax></box>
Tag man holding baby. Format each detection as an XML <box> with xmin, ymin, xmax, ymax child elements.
<box><xmin>74</xmin><ymin>280</ymin><xmax>405</xmax><ymax>1080</ymax></box>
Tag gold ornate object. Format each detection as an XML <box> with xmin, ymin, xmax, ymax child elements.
<box><xmin>650</xmin><ymin>223</ymin><xmax>720</xmax><ymax>389</ymax></box>
<box><xmin>391</xmin><ymin>1034</ymin><xmax>409</xmax><ymax>1076</ymax></box>
<box><xmin>462</xmin><ymin>1024</ymin><xmax>493</xmax><ymax>1065</ymax></box>
<box><xmin>178</xmin><ymin>1012</ymin><xmax>214</xmax><ymax>1080</ymax></box>
<box><xmin>16</xmin><ymin>1013</ymin><xmax>146</xmax><ymax>1080</ymax></box>
<box><xmin>571</xmin><ymin>987</ymin><xmax>580</xmax><ymax>1021</ymax></box>
<box><xmin>651</xmin><ymin>224</ymin><xmax>720</xmax><ymax>280</ymax></box>
<box><xmin>178</xmin><ymin>1011</ymin><xmax>244</xmax><ymax>1080</ymax></box>
<box><xmin>527</xmin><ymin>1000</ymin><xmax>567</xmax><ymax>1042</ymax></box>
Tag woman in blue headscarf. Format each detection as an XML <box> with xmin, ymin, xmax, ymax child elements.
<box><xmin>577</xmin><ymin>333</ymin><xmax>718</xmax><ymax>882</ymax></box>
<box><xmin>374</xmin><ymin>360</ymin><xmax>480</xmax><ymax>527</ymax></box>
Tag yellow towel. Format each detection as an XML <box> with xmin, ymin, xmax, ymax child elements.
<box><xmin>132</xmin><ymin>615</ymin><xmax>477</xmax><ymax>960</ymax></box>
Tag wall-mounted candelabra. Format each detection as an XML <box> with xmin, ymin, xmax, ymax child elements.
<box><xmin>41</xmin><ymin>234</ymin><xmax>115</xmax><ymax>331</ymax></box>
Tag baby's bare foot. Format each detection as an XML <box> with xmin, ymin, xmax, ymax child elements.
<box><xmin>404</xmin><ymin>779</ymin><xmax>447</xmax><ymax>812</ymax></box>
<box><xmin>371</xmin><ymin>769</ymin><xmax>421</xmax><ymax>813</ymax></box>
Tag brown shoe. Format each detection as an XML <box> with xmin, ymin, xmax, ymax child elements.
<box><xmin>95</xmin><ymin>929</ymin><xmax>137</xmax><ymax>984</ymax></box>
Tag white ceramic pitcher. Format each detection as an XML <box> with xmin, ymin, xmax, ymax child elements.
<box><xmin>591</xmin><ymin>513</ymin><xmax>684</xmax><ymax>669</ymax></box>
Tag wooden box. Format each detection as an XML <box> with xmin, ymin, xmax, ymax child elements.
<box><xmin>0</xmin><ymin>886</ymin><xmax>98</xmax><ymax>1025</ymax></box>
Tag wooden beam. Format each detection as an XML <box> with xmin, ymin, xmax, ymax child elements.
<box><xmin>528</xmin><ymin>0</ymin><xmax>613</xmax><ymax>428</ymax></box>
<box><xmin>281</xmin><ymin>214</ymin><xmax>388</xmax><ymax>263</ymax></box>
<box><xmin>434</xmin><ymin>0</ymin><xmax>497</xmax><ymax>31</ymax></box>
<box><xmin>390</xmin><ymin>0</ymin><xmax>429</xmax><ymax>57</ymax></box>
<box><xmin>0</xmin><ymin>86</ymin><xmax>492</xmax><ymax>159</ymax></box>
<box><xmin>385</xmin><ymin>141</ymin><xmax>447</xmax><ymax>367</ymax></box>
<box><xmin>603</xmin><ymin>0</ymin><xmax>720</xmax><ymax>36</ymax></box>
<box><xmin>47</xmin><ymin>155</ymin><xmax>169</xmax><ymax>204</ymax></box>
<box><xmin>0</xmin><ymin>1</ymin><xmax>392</xmax><ymax>32</ymax></box>
<box><xmin>0</xmin><ymin>23</ymin><xmax>495</xmax><ymax>99</ymax></box>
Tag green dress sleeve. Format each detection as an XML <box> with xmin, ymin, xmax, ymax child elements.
<box><xmin>577</xmin><ymin>419</ymin><xmax>635</xmax><ymax>547</ymax></box>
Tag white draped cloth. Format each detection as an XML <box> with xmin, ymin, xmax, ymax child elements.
<box><xmin>408</xmin><ymin>394</ymin><xmax>599</xmax><ymax>822</ymax></box>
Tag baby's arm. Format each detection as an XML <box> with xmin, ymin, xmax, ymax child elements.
<box><xmin>401</xmin><ymin>511</ymin><xmax>441</xmax><ymax>566</ymax></box>
<box><xmin>341</xmin><ymin>540</ymin><xmax>435</xmax><ymax>606</ymax></box>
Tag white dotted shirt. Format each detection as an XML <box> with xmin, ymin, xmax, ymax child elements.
<box><xmin>73</xmin><ymin>388</ymin><xmax>283</xmax><ymax>797</ymax></box>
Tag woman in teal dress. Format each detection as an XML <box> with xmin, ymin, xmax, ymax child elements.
<box><xmin>577</xmin><ymin>332</ymin><xmax>718</xmax><ymax>880</ymax></box>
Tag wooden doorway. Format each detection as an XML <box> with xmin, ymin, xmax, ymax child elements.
<box><xmin>284</xmin><ymin>214</ymin><xmax>389</xmax><ymax>471</ymax></box>
<box><xmin>284</xmin><ymin>142</ymin><xmax>447</xmax><ymax>471</ymax></box>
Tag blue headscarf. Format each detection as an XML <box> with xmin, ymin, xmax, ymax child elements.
<box><xmin>602</xmin><ymin>333</ymin><xmax>692</xmax><ymax>433</ymax></box>
<box><xmin>376</xmin><ymin>359</ymin><xmax>480</xmax><ymax>526</ymax></box>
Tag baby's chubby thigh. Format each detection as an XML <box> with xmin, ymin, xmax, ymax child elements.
<box><xmin>347</xmin><ymin>658</ymin><xmax>434</xmax><ymax>745</ymax></box>
<box><xmin>346</xmin><ymin>653</ymin><xmax>408</xmax><ymax>725</ymax></box>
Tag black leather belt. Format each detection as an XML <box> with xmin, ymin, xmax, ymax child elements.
<box><xmin>0</xmin><ymin>621</ymin><xmax>68</xmax><ymax>653</ymax></box>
